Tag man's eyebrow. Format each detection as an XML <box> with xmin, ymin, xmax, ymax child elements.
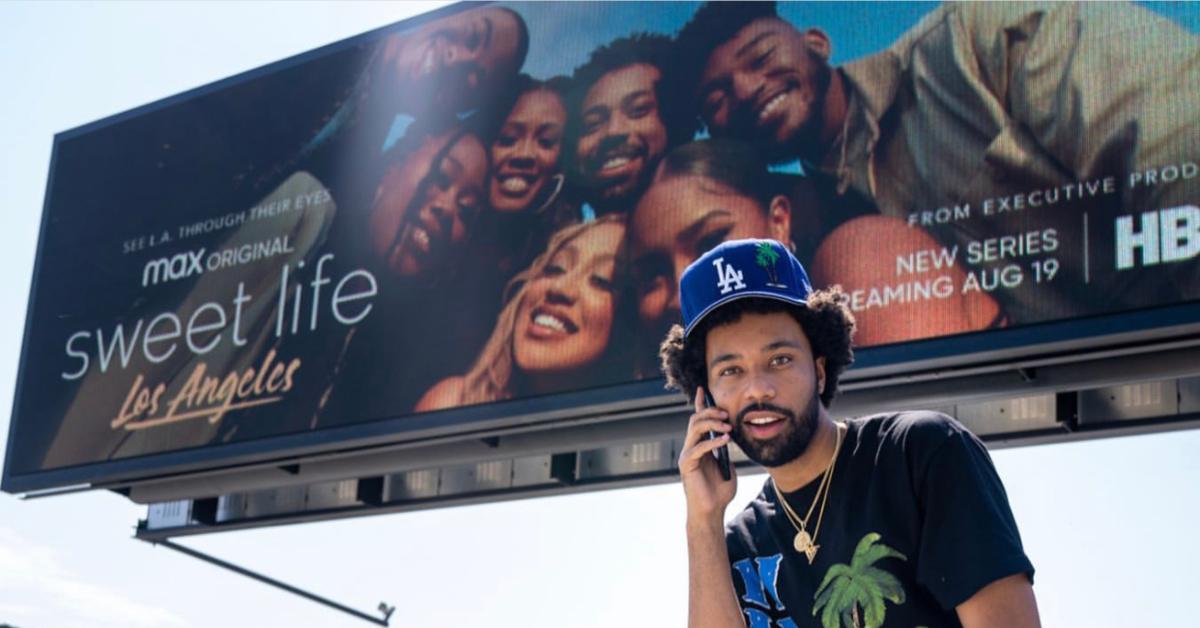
<box><xmin>583</xmin><ymin>103</ymin><xmax>610</xmax><ymax>119</ymax></box>
<box><xmin>677</xmin><ymin>209</ymin><xmax>733</xmax><ymax>245</ymax></box>
<box><xmin>698</xmin><ymin>31</ymin><xmax>779</xmax><ymax>98</ymax></box>
<box><xmin>736</xmin><ymin>31</ymin><xmax>776</xmax><ymax>59</ymax></box>
<box><xmin>710</xmin><ymin>351</ymin><xmax>741</xmax><ymax>368</ymax></box>
<box><xmin>711</xmin><ymin>339</ymin><xmax>802</xmax><ymax>370</ymax></box>
<box><xmin>621</xmin><ymin>88</ymin><xmax>656</xmax><ymax>109</ymax></box>
<box><xmin>762</xmin><ymin>340</ymin><xmax>804</xmax><ymax>353</ymax></box>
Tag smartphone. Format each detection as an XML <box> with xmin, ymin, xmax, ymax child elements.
<box><xmin>703</xmin><ymin>388</ymin><xmax>732</xmax><ymax>481</ymax></box>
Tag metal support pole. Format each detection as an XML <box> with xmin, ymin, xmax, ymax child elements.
<box><xmin>148</xmin><ymin>537</ymin><xmax>394</xmax><ymax>626</ymax></box>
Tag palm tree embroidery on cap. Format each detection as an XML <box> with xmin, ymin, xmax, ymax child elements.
<box><xmin>755</xmin><ymin>241</ymin><xmax>785</xmax><ymax>288</ymax></box>
<box><xmin>812</xmin><ymin>532</ymin><xmax>908</xmax><ymax>628</ymax></box>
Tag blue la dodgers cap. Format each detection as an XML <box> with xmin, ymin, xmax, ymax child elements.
<box><xmin>680</xmin><ymin>238</ymin><xmax>813</xmax><ymax>338</ymax></box>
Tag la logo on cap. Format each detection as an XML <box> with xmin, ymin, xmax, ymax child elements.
<box><xmin>712</xmin><ymin>257</ymin><xmax>746</xmax><ymax>294</ymax></box>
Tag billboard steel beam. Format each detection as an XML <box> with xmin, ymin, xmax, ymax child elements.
<box><xmin>147</xmin><ymin>538</ymin><xmax>395</xmax><ymax>626</ymax></box>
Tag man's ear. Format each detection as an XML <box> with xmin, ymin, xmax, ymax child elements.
<box><xmin>768</xmin><ymin>194</ymin><xmax>793</xmax><ymax>245</ymax></box>
<box><xmin>814</xmin><ymin>356</ymin><xmax>827</xmax><ymax>395</ymax></box>
<box><xmin>804</xmin><ymin>28</ymin><xmax>832</xmax><ymax>61</ymax></box>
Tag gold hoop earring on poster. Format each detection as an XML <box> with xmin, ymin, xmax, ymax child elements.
<box><xmin>534</xmin><ymin>174</ymin><xmax>566</xmax><ymax>215</ymax></box>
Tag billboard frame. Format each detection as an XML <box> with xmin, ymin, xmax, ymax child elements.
<box><xmin>6</xmin><ymin>0</ymin><xmax>1200</xmax><ymax>495</ymax></box>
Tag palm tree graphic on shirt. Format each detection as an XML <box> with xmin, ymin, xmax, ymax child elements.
<box><xmin>755</xmin><ymin>241</ymin><xmax>784</xmax><ymax>287</ymax></box>
<box><xmin>812</xmin><ymin>532</ymin><xmax>908</xmax><ymax>628</ymax></box>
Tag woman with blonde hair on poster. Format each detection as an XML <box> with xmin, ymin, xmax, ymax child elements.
<box><xmin>416</xmin><ymin>213</ymin><xmax>631</xmax><ymax>411</ymax></box>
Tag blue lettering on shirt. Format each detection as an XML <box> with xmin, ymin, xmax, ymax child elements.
<box><xmin>732</xmin><ymin>554</ymin><xmax>796</xmax><ymax>627</ymax></box>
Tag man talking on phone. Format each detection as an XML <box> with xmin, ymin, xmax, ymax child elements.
<box><xmin>659</xmin><ymin>239</ymin><xmax>1039</xmax><ymax>627</ymax></box>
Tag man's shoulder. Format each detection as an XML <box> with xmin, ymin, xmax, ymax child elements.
<box><xmin>847</xmin><ymin>410</ymin><xmax>970</xmax><ymax>454</ymax></box>
<box><xmin>937</xmin><ymin>1</ymin><xmax>1068</xmax><ymax>32</ymax></box>
<box><xmin>872</xmin><ymin>2</ymin><xmax>1072</xmax><ymax>63</ymax></box>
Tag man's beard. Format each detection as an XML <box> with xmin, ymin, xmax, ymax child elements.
<box><xmin>580</xmin><ymin>136</ymin><xmax>660</xmax><ymax>211</ymax></box>
<box><xmin>730</xmin><ymin>394</ymin><xmax>820</xmax><ymax>468</ymax></box>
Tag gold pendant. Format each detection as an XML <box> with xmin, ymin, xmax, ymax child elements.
<box><xmin>804</xmin><ymin>543</ymin><xmax>820</xmax><ymax>564</ymax></box>
<box><xmin>793</xmin><ymin>530</ymin><xmax>813</xmax><ymax>555</ymax></box>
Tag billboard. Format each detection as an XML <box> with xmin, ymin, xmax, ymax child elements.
<box><xmin>5</xmin><ymin>1</ymin><xmax>1199</xmax><ymax>494</ymax></box>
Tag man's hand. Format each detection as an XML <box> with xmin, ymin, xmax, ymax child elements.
<box><xmin>679</xmin><ymin>387</ymin><xmax>737</xmax><ymax>523</ymax></box>
<box><xmin>682</xmin><ymin>387</ymin><xmax>746</xmax><ymax>628</ymax></box>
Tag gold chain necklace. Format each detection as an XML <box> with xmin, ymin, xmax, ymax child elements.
<box><xmin>772</xmin><ymin>422</ymin><xmax>845</xmax><ymax>564</ymax></box>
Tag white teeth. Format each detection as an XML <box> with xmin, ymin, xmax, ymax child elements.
<box><xmin>758</xmin><ymin>93</ymin><xmax>786</xmax><ymax>121</ymax></box>
<box><xmin>533</xmin><ymin>313</ymin><xmax>567</xmax><ymax>333</ymax></box>
<box><xmin>749</xmin><ymin>417</ymin><xmax>780</xmax><ymax>425</ymax></box>
<box><xmin>501</xmin><ymin>177</ymin><xmax>530</xmax><ymax>193</ymax></box>
<box><xmin>601</xmin><ymin>156</ymin><xmax>631</xmax><ymax>171</ymax></box>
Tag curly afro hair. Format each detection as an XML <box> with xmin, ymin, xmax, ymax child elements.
<box><xmin>658</xmin><ymin>290</ymin><xmax>855</xmax><ymax>408</ymax></box>
<box><xmin>564</xmin><ymin>33</ymin><xmax>697</xmax><ymax>159</ymax></box>
<box><xmin>674</xmin><ymin>2</ymin><xmax>780</xmax><ymax>110</ymax></box>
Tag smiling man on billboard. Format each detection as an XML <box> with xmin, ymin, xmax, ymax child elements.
<box><xmin>566</xmin><ymin>34</ymin><xmax>693</xmax><ymax>217</ymax></box>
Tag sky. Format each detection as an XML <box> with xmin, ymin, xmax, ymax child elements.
<box><xmin>1</xmin><ymin>2</ymin><xmax>1199</xmax><ymax>627</ymax></box>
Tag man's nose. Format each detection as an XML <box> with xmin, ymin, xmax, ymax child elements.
<box><xmin>732</xmin><ymin>70</ymin><xmax>761</xmax><ymax>104</ymax></box>
<box><xmin>742</xmin><ymin>371</ymin><xmax>777</xmax><ymax>404</ymax></box>
<box><xmin>605</xmin><ymin>113</ymin><xmax>632</xmax><ymax>137</ymax></box>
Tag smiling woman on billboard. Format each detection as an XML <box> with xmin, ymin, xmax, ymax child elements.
<box><xmin>416</xmin><ymin>213</ymin><xmax>631</xmax><ymax>411</ymax></box>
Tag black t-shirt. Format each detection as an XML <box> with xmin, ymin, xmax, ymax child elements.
<box><xmin>725</xmin><ymin>411</ymin><xmax>1034</xmax><ymax>628</ymax></box>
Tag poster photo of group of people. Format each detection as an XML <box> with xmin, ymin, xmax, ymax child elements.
<box><xmin>8</xmin><ymin>1</ymin><xmax>1200</xmax><ymax>484</ymax></box>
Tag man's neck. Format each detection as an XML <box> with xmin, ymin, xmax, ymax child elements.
<box><xmin>767</xmin><ymin>409</ymin><xmax>839</xmax><ymax>493</ymax></box>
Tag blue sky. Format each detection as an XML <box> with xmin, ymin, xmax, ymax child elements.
<box><xmin>1</xmin><ymin>2</ymin><xmax>1198</xmax><ymax>627</ymax></box>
